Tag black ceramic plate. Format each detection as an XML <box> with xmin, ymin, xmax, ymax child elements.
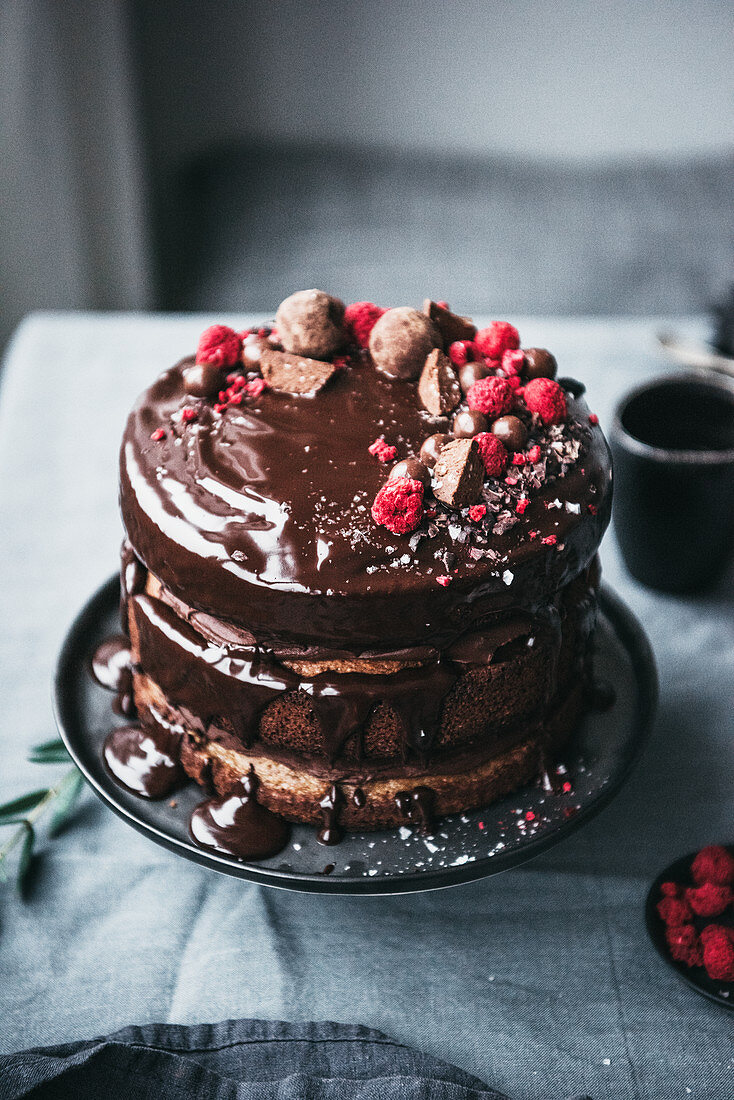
<box><xmin>645</xmin><ymin>849</ymin><xmax>734</xmax><ymax>1009</ymax></box>
<box><xmin>54</xmin><ymin>577</ymin><xmax>656</xmax><ymax>895</ymax></box>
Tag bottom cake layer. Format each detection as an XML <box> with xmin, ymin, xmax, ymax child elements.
<box><xmin>134</xmin><ymin>670</ymin><xmax>586</xmax><ymax>830</ymax></box>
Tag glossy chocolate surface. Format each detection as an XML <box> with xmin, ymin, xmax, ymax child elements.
<box><xmin>189</xmin><ymin>771</ymin><xmax>290</xmax><ymax>860</ymax></box>
<box><xmin>103</xmin><ymin>724</ymin><xmax>186</xmax><ymax>799</ymax></box>
<box><xmin>120</xmin><ymin>355</ymin><xmax>611</xmax><ymax>648</ymax></box>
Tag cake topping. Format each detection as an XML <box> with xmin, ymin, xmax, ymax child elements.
<box><xmin>501</xmin><ymin>349</ymin><xmax>525</xmax><ymax>376</ymax></box>
<box><xmin>182</xmin><ymin>361</ymin><xmax>222</xmax><ymax>398</ymax></box>
<box><xmin>389</xmin><ymin>458</ymin><xmax>431</xmax><ymax>490</ymax></box>
<box><xmin>466</xmin><ymin>376</ymin><xmax>515</xmax><ymax>418</ymax></box>
<box><xmin>684</xmin><ymin>882</ymin><xmax>733</xmax><ymax>917</ymax></box>
<box><xmin>368</xmin><ymin>437</ymin><xmax>398</xmax><ymax>463</ymax></box>
<box><xmin>259</xmin><ymin>347</ymin><xmax>338</xmax><ymax>395</ymax></box>
<box><xmin>474</xmin><ymin>321</ymin><xmax>520</xmax><ymax>360</ymax></box>
<box><xmin>523</xmin><ymin>377</ymin><xmax>568</xmax><ymax>424</ymax></box>
<box><xmin>523</xmin><ymin>347</ymin><xmax>558</xmax><ymax>380</ymax></box>
<box><xmin>458</xmin><ymin>360</ymin><xmax>490</xmax><ymax>393</ymax></box>
<box><xmin>419</xmin><ymin>433</ymin><xmax>449</xmax><ymax>469</ymax></box>
<box><xmin>491</xmin><ymin>414</ymin><xmax>528</xmax><ymax>451</ymax></box>
<box><xmin>344</xmin><ymin>301</ymin><xmax>387</xmax><ymax>348</ymax></box>
<box><xmin>448</xmin><ymin>340</ymin><xmax>475</xmax><ymax>368</ymax></box>
<box><xmin>195</xmin><ymin>324</ymin><xmax>242</xmax><ymax>368</ymax></box>
<box><xmin>474</xmin><ymin>432</ymin><xmax>508</xmax><ymax>476</ymax></box>
<box><xmin>371</xmin><ymin>476</ymin><xmax>424</xmax><ymax>534</ymax></box>
<box><xmin>432</xmin><ymin>438</ymin><xmax>484</xmax><ymax>508</ymax></box>
<box><xmin>692</xmin><ymin>845</ymin><xmax>734</xmax><ymax>886</ymax></box>
<box><xmin>369</xmin><ymin>307</ymin><xmax>441</xmax><ymax>380</ymax></box>
<box><xmin>275</xmin><ymin>289</ymin><xmax>346</xmax><ymax>359</ymax></box>
<box><xmin>452</xmin><ymin>408</ymin><xmax>488</xmax><ymax>438</ymax></box>
<box><xmin>423</xmin><ymin>299</ymin><xmax>476</xmax><ymax>344</ymax></box>
<box><xmin>418</xmin><ymin>348</ymin><xmax>461</xmax><ymax>416</ymax></box>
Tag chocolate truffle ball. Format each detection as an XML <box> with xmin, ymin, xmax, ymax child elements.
<box><xmin>491</xmin><ymin>415</ymin><xmax>527</xmax><ymax>451</ymax></box>
<box><xmin>419</xmin><ymin>433</ymin><xmax>450</xmax><ymax>469</ymax></box>
<box><xmin>275</xmin><ymin>289</ymin><xmax>346</xmax><ymax>359</ymax></box>
<box><xmin>452</xmin><ymin>409</ymin><xmax>488</xmax><ymax>438</ymax></box>
<box><xmin>388</xmin><ymin>457</ymin><xmax>431</xmax><ymax>490</ymax></box>
<box><xmin>369</xmin><ymin>307</ymin><xmax>440</xmax><ymax>381</ymax></box>
<box><xmin>182</xmin><ymin>362</ymin><xmax>222</xmax><ymax>399</ymax></box>
<box><xmin>523</xmin><ymin>347</ymin><xmax>557</xmax><ymax>380</ymax></box>
<box><xmin>458</xmin><ymin>361</ymin><xmax>490</xmax><ymax>394</ymax></box>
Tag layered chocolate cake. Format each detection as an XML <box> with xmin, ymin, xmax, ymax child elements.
<box><xmin>116</xmin><ymin>291</ymin><xmax>612</xmax><ymax>845</ymax></box>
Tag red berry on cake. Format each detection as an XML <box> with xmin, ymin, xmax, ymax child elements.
<box><xmin>466</xmin><ymin>376</ymin><xmax>514</xmax><ymax>419</ymax></box>
<box><xmin>522</xmin><ymin>377</ymin><xmax>567</xmax><ymax>425</ymax></box>
<box><xmin>657</xmin><ymin>895</ymin><xmax>694</xmax><ymax>926</ymax></box>
<box><xmin>371</xmin><ymin>477</ymin><xmax>424</xmax><ymax>535</ymax></box>
<box><xmin>448</xmin><ymin>340</ymin><xmax>474</xmax><ymax>367</ymax></box>
<box><xmin>474</xmin><ymin>432</ymin><xmax>508</xmax><ymax>476</ymax></box>
<box><xmin>474</xmin><ymin>321</ymin><xmax>520</xmax><ymax>360</ymax></box>
<box><xmin>196</xmin><ymin>324</ymin><xmax>242</xmax><ymax>368</ymax></box>
<box><xmin>692</xmin><ymin>845</ymin><xmax>734</xmax><ymax>886</ymax></box>
<box><xmin>344</xmin><ymin>301</ymin><xmax>387</xmax><ymax>349</ymax></box>
<box><xmin>684</xmin><ymin>882</ymin><xmax>733</xmax><ymax>917</ymax></box>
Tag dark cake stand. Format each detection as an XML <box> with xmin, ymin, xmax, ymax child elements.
<box><xmin>54</xmin><ymin>576</ymin><xmax>657</xmax><ymax>895</ymax></box>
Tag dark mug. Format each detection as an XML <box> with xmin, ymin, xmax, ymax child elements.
<box><xmin>610</xmin><ymin>371</ymin><xmax>734</xmax><ymax>592</ymax></box>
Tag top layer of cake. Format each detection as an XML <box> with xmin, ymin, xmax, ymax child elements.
<box><xmin>120</xmin><ymin>293</ymin><xmax>612</xmax><ymax>650</ymax></box>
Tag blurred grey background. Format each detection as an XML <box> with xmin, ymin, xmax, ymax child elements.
<box><xmin>1</xmin><ymin>0</ymin><xmax>733</xmax><ymax>351</ymax></box>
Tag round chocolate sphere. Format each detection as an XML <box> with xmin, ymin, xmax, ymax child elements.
<box><xmin>491</xmin><ymin>415</ymin><xmax>527</xmax><ymax>451</ymax></box>
<box><xmin>242</xmin><ymin>333</ymin><xmax>270</xmax><ymax>366</ymax></box>
<box><xmin>275</xmin><ymin>289</ymin><xmax>346</xmax><ymax>359</ymax></box>
<box><xmin>388</xmin><ymin>457</ymin><xmax>431</xmax><ymax>490</ymax></box>
<box><xmin>458</xmin><ymin>360</ymin><xmax>490</xmax><ymax>394</ymax></box>
<box><xmin>452</xmin><ymin>408</ymin><xmax>488</xmax><ymax>438</ymax></box>
<box><xmin>368</xmin><ymin>307</ymin><xmax>440</xmax><ymax>381</ymax></box>
<box><xmin>182</xmin><ymin>362</ymin><xmax>222</xmax><ymax>399</ymax></box>
<box><xmin>419</xmin><ymin>433</ymin><xmax>449</xmax><ymax>468</ymax></box>
<box><xmin>523</xmin><ymin>347</ymin><xmax>557</xmax><ymax>380</ymax></box>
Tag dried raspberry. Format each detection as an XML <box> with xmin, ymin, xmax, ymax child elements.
<box><xmin>588</xmin><ymin>504</ymin><xmax>598</xmax><ymax>515</ymax></box>
<box><xmin>368</xmin><ymin>438</ymin><xmax>398</xmax><ymax>463</ymax></box>
<box><xmin>660</xmin><ymin>882</ymin><xmax>682</xmax><ymax>898</ymax></box>
<box><xmin>589</xmin><ymin>413</ymin><xmax>599</xmax><ymax>425</ymax></box>
<box><xmin>474</xmin><ymin>321</ymin><xmax>520</xmax><ymax>360</ymax></box>
<box><xmin>448</xmin><ymin>340</ymin><xmax>475</xmax><ymax>367</ymax></box>
<box><xmin>467</xmin><ymin>376</ymin><xmax>514</xmax><ymax>418</ymax></box>
<box><xmin>684</xmin><ymin>882</ymin><xmax>733</xmax><ymax>917</ymax></box>
<box><xmin>436</xmin><ymin>574</ymin><xmax>452</xmax><ymax>586</ymax></box>
<box><xmin>150</xmin><ymin>428</ymin><xmax>166</xmax><ymax>441</ymax></box>
<box><xmin>332</xmin><ymin>356</ymin><xmax>351</xmax><ymax>371</ymax></box>
<box><xmin>504</xmin><ymin>476</ymin><xmax>518</xmax><ymax>486</ymax></box>
<box><xmin>196</xmin><ymin>324</ymin><xmax>241</xmax><ymax>368</ymax></box>
<box><xmin>474</xmin><ymin>432</ymin><xmax>508</xmax><ymax>476</ymax></box>
<box><xmin>371</xmin><ymin>477</ymin><xmax>424</xmax><ymax>535</ymax></box>
<box><xmin>692</xmin><ymin>845</ymin><xmax>734</xmax><ymax>886</ymax></box>
<box><xmin>501</xmin><ymin>349</ymin><xmax>525</xmax><ymax>376</ymax></box>
<box><xmin>657</xmin><ymin>896</ymin><xmax>693</xmax><ymax>926</ymax></box>
<box><xmin>511</xmin><ymin>452</ymin><xmax>526</xmax><ymax>466</ymax></box>
<box><xmin>245</xmin><ymin>377</ymin><xmax>268</xmax><ymax>399</ymax></box>
<box><xmin>528</xmin><ymin>529</ymin><xmax>540</xmax><ymax>540</ymax></box>
<box><xmin>506</xmin><ymin>375</ymin><xmax>523</xmax><ymax>391</ymax></box>
<box><xmin>702</xmin><ymin>927</ymin><xmax>734</xmax><ymax>980</ymax></box>
<box><xmin>181</xmin><ymin>406</ymin><xmax>198</xmax><ymax>423</ymax></box>
<box><xmin>468</xmin><ymin>504</ymin><xmax>486</xmax><ymax>522</ymax></box>
<box><xmin>436</xmin><ymin>300</ymin><xmax>450</xmax><ymax>310</ymax></box>
<box><xmin>344</xmin><ymin>302</ymin><xmax>386</xmax><ymax>348</ymax></box>
<box><xmin>541</xmin><ymin>534</ymin><xmax>557</xmax><ymax>546</ymax></box>
<box><xmin>665</xmin><ymin>924</ymin><xmax>703</xmax><ymax>968</ymax></box>
<box><xmin>700</xmin><ymin>923</ymin><xmax>734</xmax><ymax>945</ymax></box>
<box><xmin>522</xmin><ymin>378</ymin><xmax>567</xmax><ymax>425</ymax></box>
<box><xmin>515</xmin><ymin>497</ymin><xmax>530</xmax><ymax>515</ymax></box>
<box><xmin>526</xmin><ymin>444</ymin><xmax>541</xmax><ymax>463</ymax></box>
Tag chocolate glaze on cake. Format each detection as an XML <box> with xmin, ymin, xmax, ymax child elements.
<box><xmin>112</xmin><ymin>297</ymin><xmax>612</xmax><ymax>842</ymax></box>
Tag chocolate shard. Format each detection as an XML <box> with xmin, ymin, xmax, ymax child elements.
<box><xmin>423</xmin><ymin>299</ymin><xmax>477</xmax><ymax>345</ymax></box>
<box><xmin>431</xmin><ymin>438</ymin><xmax>485</xmax><ymax>508</ymax></box>
<box><xmin>418</xmin><ymin>348</ymin><xmax>461</xmax><ymax>416</ymax></box>
<box><xmin>260</xmin><ymin>348</ymin><xmax>338</xmax><ymax>395</ymax></box>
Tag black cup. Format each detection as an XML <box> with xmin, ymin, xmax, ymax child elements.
<box><xmin>610</xmin><ymin>371</ymin><xmax>734</xmax><ymax>592</ymax></box>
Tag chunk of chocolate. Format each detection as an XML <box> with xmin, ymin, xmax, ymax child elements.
<box><xmin>260</xmin><ymin>348</ymin><xmax>337</xmax><ymax>395</ymax></box>
<box><xmin>419</xmin><ymin>432</ymin><xmax>449</xmax><ymax>469</ymax></box>
<box><xmin>423</xmin><ymin>299</ymin><xmax>477</xmax><ymax>344</ymax></box>
<box><xmin>369</xmin><ymin>308</ymin><xmax>441</xmax><ymax>381</ymax></box>
<box><xmin>275</xmin><ymin>289</ymin><xmax>346</xmax><ymax>359</ymax></box>
<box><xmin>389</xmin><ymin>457</ymin><xmax>431</xmax><ymax>490</ymax></box>
<box><xmin>523</xmin><ymin>347</ymin><xmax>557</xmax><ymax>380</ymax></box>
<box><xmin>241</xmin><ymin>333</ymin><xmax>272</xmax><ymax>367</ymax></box>
<box><xmin>432</xmin><ymin>438</ymin><xmax>485</xmax><ymax>508</ymax></box>
<box><xmin>491</xmin><ymin>414</ymin><xmax>527</xmax><ymax>450</ymax></box>
<box><xmin>182</xmin><ymin>362</ymin><xmax>222</xmax><ymax>398</ymax></box>
<box><xmin>418</xmin><ymin>349</ymin><xmax>461</xmax><ymax>416</ymax></box>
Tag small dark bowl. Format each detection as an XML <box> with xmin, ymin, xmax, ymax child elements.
<box><xmin>610</xmin><ymin>371</ymin><xmax>734</xmax><ymax>592</ymax></box>
<box><xmin>645</xmin><ymin>847</ymin><xmax>734</xmax><ymax>1010</ymax></box>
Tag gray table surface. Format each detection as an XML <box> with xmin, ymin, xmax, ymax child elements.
<box><xmin>0</xmin><ymin>313</ymin><xmax>732</xmax><ymax>1099</ymax></box>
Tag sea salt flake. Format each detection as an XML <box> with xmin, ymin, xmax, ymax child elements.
<box><xmin>423</xmin><ymin>839</ymin><xmax>440</xmax><ymax>854</ymax></box>
<box><xmin>502</xmin><ymin>569</ymin><xmax>514</xmax><ymax>586</ymax></box>
<box><xmin>398</xmin><ymin>826</ymin><xmax>412</xmax><ymax>840</ymax></box>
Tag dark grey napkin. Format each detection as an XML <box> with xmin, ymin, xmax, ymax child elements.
<box><xmin>0</xmin><ymin>1019</ymin><xmax>514</xmax><ymax>1099</ymax></box>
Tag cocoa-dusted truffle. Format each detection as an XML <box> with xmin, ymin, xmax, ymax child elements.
<box><xmin>369</xmin><ymin>308</ymin><xmax>440</xmax><ymax>381</ymax></box>
<box><xmin>432</xmin><ymin>438</ymin><xmax>484</xmax><ymax>508</ymax></box>
<box><xmin>418</xmin><ymin>349</ymin><xmax>461</xmax><ymax>416</ymax></box>
<box><xmin>276</xmin><ymin>289</ymin><xmax>346</xmax><ymax>359</ymax></box>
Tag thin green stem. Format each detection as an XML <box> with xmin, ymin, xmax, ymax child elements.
<box><xmin>0</xmin><ymin>768</ymin><xmax>79</xmax><ymax>866</ymax></box>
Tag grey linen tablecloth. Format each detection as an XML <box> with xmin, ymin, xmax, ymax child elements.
<box><xmin>0</xmin><ymin>313</ymin><xmax>731</xmax><ymax>1099</ymax></box>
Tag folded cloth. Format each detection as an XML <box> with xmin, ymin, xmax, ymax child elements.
<box><xmin>0</xmin><ymin>1019</ymin><xmax>513</xmax><ymax>1100</ymax></box>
